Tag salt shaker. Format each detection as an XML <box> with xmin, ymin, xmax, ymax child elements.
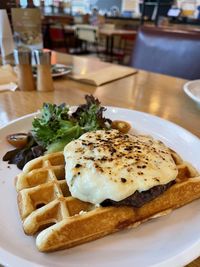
<box><xmin>34</xmin><ymin>49</ymin><xmax>54</xmax><ymax>92</ymax></box>
<box><xmin>14</xmin><ymin>48</ymin><xmax>35</xmax><ymax>91</ymax></box>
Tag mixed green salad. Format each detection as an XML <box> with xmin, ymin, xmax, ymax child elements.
<box><xmin>3</xmin><ymin>95</ymin><xmax>112</xmax><ymax>169</ymax></box>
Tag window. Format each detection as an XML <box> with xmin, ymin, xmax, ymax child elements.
<box><xmin>20</xmin><ymin>0</ymin><xmax>40</xmax><ymax>7</ymax></box>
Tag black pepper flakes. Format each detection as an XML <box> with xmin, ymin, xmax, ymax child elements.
<box><xmin>75</xmin><ymin>164</ymin><xmax>82</xmax><ymax>168</ymax></box>
<box><xmin>121</xmin><ymin>178</ymin><xmax>127</xmax><ymax>183</ymax></box>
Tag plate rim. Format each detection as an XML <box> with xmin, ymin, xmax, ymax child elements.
<box><xmin>14</xmin><ymin>64</ymin><xmax>72</xmax><ymax>79</ymax></box>
<box><xmin>1</xmin><ymin>106</ymin><xmax>199</xmax><ymax>142</ymax></box>
<box><xmin>183</xmin><ymin>80</ymin><xmax>200</xmax><ymax>104</ymax></box>
<box><xmin>0</xmin><ymin>106</ymin><xmax>200</xmax><ymax>267</ymax></box>
<box><xmin>50</xmin><ymin>63</ymin><xmax>72</xmax><ymax>78</ymax></box>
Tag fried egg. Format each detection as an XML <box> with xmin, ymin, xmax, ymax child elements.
<box><xmin>64</xmin><ymin>130</ymin><xmax>178</xmax><ymax>204</ymax></box>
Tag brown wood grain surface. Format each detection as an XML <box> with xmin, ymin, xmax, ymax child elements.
<box><xmin>0</xmin><ymin>52</ymin><xmax>200</xmax><ymax>266</ymax></box>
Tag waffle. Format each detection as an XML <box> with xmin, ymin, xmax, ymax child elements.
<box><xmin>15</xmin><ymin>150</ymin><xmax>200</xmax><ymax>252</ymax></box>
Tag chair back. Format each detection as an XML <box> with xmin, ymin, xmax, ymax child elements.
<box><xmin>101</xmin><ymin>23</ymin><xmax>115</xmax><ymax>30</ymax></box>
<box><xmin>130</xmin><ymin>26</ymin><xmax>200</xmax><ymax>80</ymax></box>
<box><xmin>49</xmin><ymin>24</ymin><xmax>65</xmax><ymax>41</ymax></box>
<box><xmin>75</xmin><ymin>24</ymin><xmax>99</xmax><ymax>43</ymax></box>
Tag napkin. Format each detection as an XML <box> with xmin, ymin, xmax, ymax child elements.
<box><xmin>0</xmin><ymin>65</ymin><xmax>18</xmax><ymax>91</ymax></box>
<box><xmin>0</xmin><ymin>82</ymin><xmax>18</xmax><ymax>92</ymax></box>
<box><xmin>69</xmin><ymin>64</ymin><xmax>137</xmax><ymax>86</ymax></box>
<box><xmin>0</xmin><ymin>10</ymin><xmax>15</xmax><ymax>58</ymax></box>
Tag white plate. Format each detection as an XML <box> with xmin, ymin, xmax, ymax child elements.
<box><xmin>183</xmin><ymin>80</ymin><xmax>200</xmax><ymax>105</ymax></box>
<box><xmin>0</xmin><ymin>107</ymin><xmax>200</xmax><ymax>267</ymax></box>
<box><xmin>48</xmin><ymin>64</ymin><xmax>72</xmax><ymax>78</ymax></box>
<box><xmin>15</xmin><ymin>64</ymin><xmax>72</xmax><ymax>78</ymax></box>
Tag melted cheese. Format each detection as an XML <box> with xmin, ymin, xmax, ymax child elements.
<box><xmin>64</xmin><ymin>130</ymin><xmax>178</xmax><ymax>204</ymax></box>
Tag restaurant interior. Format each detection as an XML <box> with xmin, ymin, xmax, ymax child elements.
<box><xmin>0</xmin><ymin>1</ymin><xmax>200</xmax><ymax>267</ymax></box>
<box><xmin>2</xmin><ymin>0</ymin><xmax>200</xmax><ymax>72</ymax></box>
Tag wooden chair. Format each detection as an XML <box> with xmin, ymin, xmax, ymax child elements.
<box><xmin>130</xmin><ymin>26</ymin><xmax>200</xmax><ymax>80</ymax></box>
<box><xmin>114</xmin><ymin>33</ymin><xmax>137</xmax><ymax>65</ymax></box>
<box><xmin>49</xmin><ymin>24</ymin><xmax>68</xmax><ymax>52</ymax></box>
<box><xmin>74</xmin><ymin>24</ymin><xmax>99</xmax><ymax>54</ymax></box>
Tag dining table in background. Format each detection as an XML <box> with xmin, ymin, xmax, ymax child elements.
<box><xmin>0</xmin><ymin>52</ymin><xmax>200</xmax><ymax>267</ymax></box>
<box><xmin>99</xmin><ymin>28</ymin><xmax>137</xmax><ymax>56</ymax></box>
<box><xmin>63</xmin><ymin>25</ymin><xmax>136</xmax><ymax>59</ymax></box>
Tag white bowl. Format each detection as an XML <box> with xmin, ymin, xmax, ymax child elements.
<box><xmin>183</xmin><ymin>80</ymin><xmax>200</xmax><ymax>105</ymax></box>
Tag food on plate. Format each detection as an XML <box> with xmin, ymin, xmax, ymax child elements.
<box><xmin>3</xmin><ymin>95</ymin><xmax>114</xmax><ymax>169</ymax></box>
<box><xmin>111</xmin><ymin>120</ymin><xmax>131</xmax><ymax>133</ymax></box>
<box><xmin>31</xmin><ymin>96</ymin><xmax>115</xmax><ymax>154</ymax></box>
<box><xmin>64</xmin><ymin>130</ymin><xmax>177</xmax><ymax>206</ymax></box>
<box><xmin>15</xmin><ymin>129</ymin><xmax>200</xmax><ymax>252</ymax></box>
<box><xmin>3</xmin><ymin>133</ymin><xmax>45</xmax><ymax>170</ymax></box>
<box><xmin>3</xmin><ymin>95</ymin><xmax>130</xmax><ymax>169</ymax></box>
<box><xmin>6</xmin><ymin>133</ymin><xmax>28</xmax><ymax>148</ymax></box>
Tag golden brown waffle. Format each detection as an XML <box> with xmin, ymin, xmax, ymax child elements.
<box><xmin>15</xmin><ymin>150</ymin><xmax>200</xmax><ymax>252</ymax></box>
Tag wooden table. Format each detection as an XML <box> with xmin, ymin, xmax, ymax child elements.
<box><xmin>99</xmin><ymin>28</ymin><xmax>137</xmax><ymax>37</ymax></box>
<box><xmin>64</xmin><ymin>25</ymin><xmax>136</xmax><ymax>59</ymax></box>
<box><xmin>0</xmin><ymin>53</ymin><xmax>200</xmax><ymax>266</ymax></box>
<box><xmin>99</xmin><ymin>28</ymin><xmax>136</xmax><ymax>57</ymax></box>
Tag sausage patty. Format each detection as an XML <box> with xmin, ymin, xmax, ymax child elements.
<box><xmin>101</xmin><ymin>181</ymin><xmax>175</xmax><ymax>208</ymax></box>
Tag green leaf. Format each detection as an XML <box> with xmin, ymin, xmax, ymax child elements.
<box><xmin>46</xmin><ymin>124</ymin><xmax>83</xmax><ymax>153</ymax></box>
<box><xmin>31</xmin><ymin>95</ymin><xmax>112</xmax><ymax>153</ymax></box>
<box><xmin>32</xmin><ymin>103</ymin><xmax>70</xmax><ymax>147</ymax></box>
<box><xmin>71</xmin><ymin>95</ymin><xmax>112</xmax><ymax>132</ymax></box>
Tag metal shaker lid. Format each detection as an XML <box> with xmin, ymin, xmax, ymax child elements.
<box><xmin>14</xmin><ymin>47</ymin><xmax>32</xmax><ymax>65</ymax></box>
<box><xmin>33</xmin><ymin>49</ymin><xmax>52</xmax><ymax>65</ymax></box>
